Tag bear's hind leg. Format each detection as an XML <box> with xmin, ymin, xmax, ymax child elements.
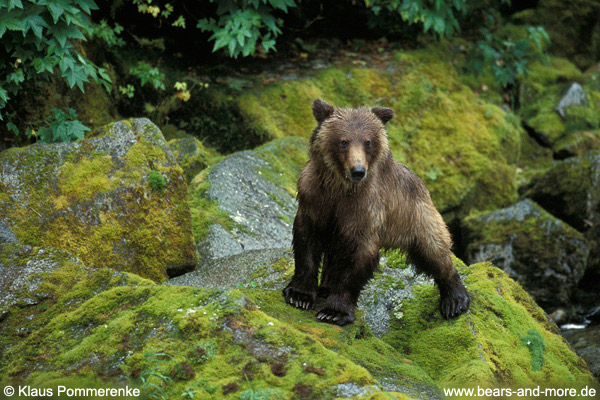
<box><xmin>317</xmin><ymin>241</ymin><xmax>379</xmax><ymax>326</ymax></box>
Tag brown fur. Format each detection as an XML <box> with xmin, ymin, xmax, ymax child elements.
<box><xmin>283</xmin><ymin>99</ymin><xmax>470</xmax><ymax>325</ymax></box>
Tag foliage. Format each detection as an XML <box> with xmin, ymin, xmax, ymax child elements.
<box><xmin>0</xmin><ymin>0</ymin><xmax>111</xmax><ymax>121</ymax></box>
<box><xmin>140</xmin><ymin>352</ymin><xmax>174</xmax><ymax>400</ymax></box>
<box><xmin>88</xmin><ymin>19</ymin><xmax>124</xmax><ymax>47</ymax></box>
<box><xmin>197</xmin><ymin>0</ymin><xmax>295</xmax><ymax>58</ymax></box>
<box><xmin>34</xmin><ymin>108</ymin><xmax>90</xmax><ymax>143</ymax></box>
<box><xmin>469</xmin><ymin>13</ymin><xmax>550</xmax><ymax>88</ymax></box>
<box><xmin>365</xmin><ymin>0</ymin><xmax>468</xmax><ymax>37</ymax></box>
<box><xmin>130</xmin><ymin>61</ymin><xmax>166</xmax><ymax>90</ymax></box>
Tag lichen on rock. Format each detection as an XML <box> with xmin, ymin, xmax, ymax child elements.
<box><xmin>0</xmin><ymin>118</ymin><xmax>197</xmax><ymax>283</ymax></box>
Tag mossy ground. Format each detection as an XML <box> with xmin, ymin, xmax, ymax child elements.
<box><xmin>237</xmin><ymin>49</ymin><xmax>522</xmax><ymax>220</ymax></box>
<box><xmin>2</xmin><ymin>243</ymin><xmax>596</xmax><ymax>400</ymax></box>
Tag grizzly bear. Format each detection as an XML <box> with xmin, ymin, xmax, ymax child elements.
<box><xmin>282</xmin><ymin>99</ymin><xmax>470</xmax><ymax>326</ymax></box>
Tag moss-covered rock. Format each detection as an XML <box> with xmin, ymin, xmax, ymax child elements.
<box><xmin>462</xmin><ymin>199</ymin><xmax>589</xmax><ymax>311</ymax></box>
<box><xmin>563</xmin><ymin>325</ymin><xmax>600</xmax><ymax>379</ymax></box>
<box><xmin>235</xmin><ymin>50</ymin><xmax>523</xmax><ymax>221</ymax></box>
<box><xmin>519</xmin><ymin>57</ymin><xmax>600</xmax><ymax>156</ymax></box>
<box><xmin>168</xmin><ymin>137</ymin><xmax>220</xmax><ymax>182</ymax></box>
<box><xmin>0</xmin><ymin>242</ymin><xmax>428</xmax><ymax>400</ymax></box>
<box><xmin>0</xmin><ymin>118</ymin><xmax>197</xmax><ymax>283</ymax></box>
<box><xmin>3</xmin><ymin>239</ymin><xmax>596</xmax><ymax>399</ymax></box>
<box><xmin>189</xmin><ymin>137</ymin><xmax>308</xmax><ymax>261</ymax></box>
<box><xmin>382</xmin><ymin>258</ymin><xmax>596</xmax><ymax>391</ymax></box>
<box><xmin>521</xmin><ymin>152</ymin><xmax>600</xmax><ymax>303</ymax></box>
<box><xmin>171</xmin><ymin>244</ymin><xmax>598</xmax><ymax>395</ymax></box>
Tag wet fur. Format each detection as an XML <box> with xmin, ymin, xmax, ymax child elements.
<box><xmin>283</xmin><ymin>99</ymin><xmax>470</xmax><ymax>325</ymax></box>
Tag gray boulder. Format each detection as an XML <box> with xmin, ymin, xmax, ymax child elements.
<box><xmin>555</xmin><ymin>82</ymin><xmax>587</xmax><ymax>119</ymax></box>
<box><xmin>191</xmin><ymin>137</ymin><xmax>307</xmax><ymax>261</ymax></box>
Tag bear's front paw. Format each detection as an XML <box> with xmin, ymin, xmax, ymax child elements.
<box><xmin>316</xmin><ymin>308</ymin><xmax>355</xmax><ymax>326</ymax></box>
<box><xmin>282</xmin><ymin>284</ymin><xmax>317</xmax><ymax>310</ymax></box>
<box><xmin>440</xmin><ymin>280</ymin><xmax>470</xmax><ymax>319</ymax></box>
<box><xmin>316</xmin><ymin>293</ymin><xmax>355</xmax><ymax>326</ymax></box>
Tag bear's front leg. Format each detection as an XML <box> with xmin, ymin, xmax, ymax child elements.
<box><xmin>317</xmin><ymin>240</ymin><xmax>379</xmax><ymax>326</ymax></box>
<box><xmin>283</xmin><ymin>209</ymin><xmax>321</xmax><ymax>310</ymax></box>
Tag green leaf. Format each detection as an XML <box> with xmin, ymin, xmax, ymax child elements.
<box><xmin>25</xmin><ymin>14</ymin><xmax>48</xmax><ymax>38</ymax></box>
<box><xmin>76</xmin><ymin>0</ymin><xmax>99</xmax><ymax>14</ymax></box>
<box><xmin>7</xmin><ymin>0</ymin><xmax>22</xmax><ymax>11</ymax></box>
<box><xmin>48</xmin><ymin>3</ymin><xmax>64</xmax><ymax>23</ymax></box>
<box><xmin>0</xmin><ymin>87</ymin><xmax>8</xmax><ymax>103</ymax></box>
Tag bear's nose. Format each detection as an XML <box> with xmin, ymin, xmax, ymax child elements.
<box><xmin>350</xmin><ymin>165</ymin><xmax>366</xmax><ymax>182</ymax></box>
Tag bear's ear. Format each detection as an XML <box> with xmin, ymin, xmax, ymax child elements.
<box><xmin>312</xmin><ymin>99</ymin><xmax>334</xmax><ymax>124</ymax></box>
<box><xmin>371</xmin><ymin>107</ymin><xmax>394</xmax><ymax>124</ymax></box>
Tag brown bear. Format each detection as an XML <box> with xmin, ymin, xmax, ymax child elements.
<box><xmin>282</xmin><ymin>99</ymin><xmax>470</xmax><ymax>325</ymax></box>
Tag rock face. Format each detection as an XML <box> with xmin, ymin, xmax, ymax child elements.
<box><xmin>190</xmin><ymin>137</ymin><xmax>307</xmax><ymax>261</ymax></box>
<box><xmin>0</xmin><ymin>222</ymin><xmax>17</xmax><ymax>245</ymax></box>
<box><xmin>463</xmin><ymin>199</ymin><xmax>589</xmax><ymax>310</ymax></box>
<box><xmin>521</xmin><ymin>152</ymin><xmax>600</xmax><ymax>233</ymax></box>
<box><xmin>0</xmin><ymin>243</ymin><xmax>81</xmax><ymax>319</ymax></box>
<box><xmin>0</xmin><ymin>118</ymin><xmax>197</xmax><ymax>282</ymax></box>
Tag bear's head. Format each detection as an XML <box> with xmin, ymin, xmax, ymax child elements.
<box><xmin>310</xmin><ymin>99</ymin><xmax>393</xmax><ymax>185</ymax></box>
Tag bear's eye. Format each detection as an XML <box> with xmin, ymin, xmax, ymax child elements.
<box><xmin>365</xmin><ymin>140</ymin><xmax>372</xmax><ymax>148</ymax></box>
<box><xmin>341</xmin><ymin>140</ymin><xmax>349</xmax><ymax>148</ymax></box>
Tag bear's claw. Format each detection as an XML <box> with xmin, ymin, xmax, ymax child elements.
<box><xmin>282</xmin><ymin>285</ymin><xmax>316</xmax><ymax>310</ymax></box>
<box><xmin>316</xmin><ymin>308</ymin><xmax>354</xmax><ymax>326</ymax></box>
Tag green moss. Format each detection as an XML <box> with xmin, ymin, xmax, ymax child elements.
<box><xmin>148</xmin><ymin>170</ymin><xmax>166</xmax><ymax>192</ymax></box>
<box><xmin>2</xmin><ymin>241</ymin><xmax>596</xmax><ymax>398</ymax></box>
<box><xmin>56</xmin><ymin>153</ymin><xmax>116</xmax><ymax>204</ymax></box>
<box><xmin>1</xmin><ymin>252</ymin><xmax>424</xmax><ymax>399</ymax></box>
<box><xmin>518</xmin><ymin>56</ymin><xmax>600</xmax><ymax>153</ymax></box>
